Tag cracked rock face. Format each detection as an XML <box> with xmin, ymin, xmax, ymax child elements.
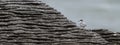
<box><xmin>0</xmin><ymin>0</ymin><xmax>107</xmax><ymax>45</ymax></box>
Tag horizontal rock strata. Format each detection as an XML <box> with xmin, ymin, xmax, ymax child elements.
<box><xmin>0</xmin><ymin>0</ymin><xmax>108</xmax><ymax>45</ymax></box>
<box><xmin>91</xmin><ymin>29</ymin><xmax>120</xmax><ymax>45</ymax></box>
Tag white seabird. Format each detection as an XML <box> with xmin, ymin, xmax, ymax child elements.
<box><xmin>79</xmin><ymin>19</ymin><xmax>87</xmax><ymax>30</ymax></box>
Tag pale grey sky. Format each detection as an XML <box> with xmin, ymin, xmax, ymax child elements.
<box><xmin>41</xmin><ymin>0</ymin><xmax>120</xmax><ymax>32</ymax></box>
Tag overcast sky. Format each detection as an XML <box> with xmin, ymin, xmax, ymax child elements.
<box><xmin>41</xmin><ymin>0</ymin><xmax>120</xmax><ymax>32</ymax></box>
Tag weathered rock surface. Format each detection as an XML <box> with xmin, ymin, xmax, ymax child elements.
<box><xmin>0</xmin><ymin>0</ymin><xmax>109</xmax><ymax>45</ymax></box>
<box><xmin>91</xmin><ymin>29</ymin><xmax>120</xmax><ymax>45</ymax></box>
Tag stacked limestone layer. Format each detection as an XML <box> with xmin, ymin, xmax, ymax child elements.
<box><xmin>0</xmin><ymin>0</ymin><xmax>107</xmax><ymax>45</ymax></box>
<box><xmin>91</xmin><ymin>29</ymin><xmax>120</xmax><ymax>45</ymax></box>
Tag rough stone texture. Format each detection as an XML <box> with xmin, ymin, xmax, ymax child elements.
<box><xmin>0</xmin><ymin>0</ymin><xmax>109</xmax><ymax>45</ymax></box>
<box><xmin>91</xmin><ymin>29</ymin><xmax>120</xmax><ymax>45</ymax></box>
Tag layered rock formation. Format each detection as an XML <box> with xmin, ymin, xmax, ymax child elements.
<box><xmin>91</xmin><ymin>29</ymin><xmax>120</xmax><ymax>45</ymax></box>
<box><xmin>0</xmin><ymin>0</ymin><xmax>112</xmax><ymax>45</ymax></box>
